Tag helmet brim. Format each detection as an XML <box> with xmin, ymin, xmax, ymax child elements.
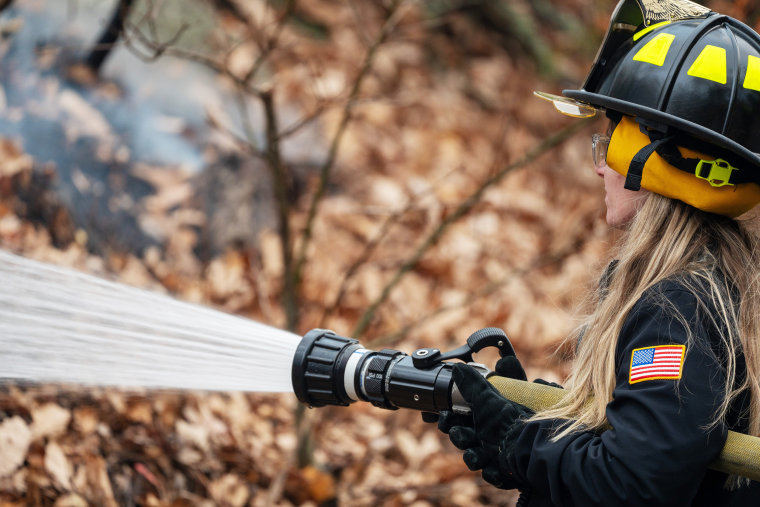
<box><xmin>564</xmin><ymin>89</ymin><xmax>760</xmax><ymax>172</ymax></box>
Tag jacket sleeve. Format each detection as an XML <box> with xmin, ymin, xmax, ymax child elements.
<box><xmin>506</xmin><ymin>285</ymin><xmax>729</xmax><ymax>507</ymax></box>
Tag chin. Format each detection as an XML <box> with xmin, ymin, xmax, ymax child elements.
<box><xmin>605</xmin><ymin>211</ymin><xmax>629</xmax><ymax>228</ymax></box>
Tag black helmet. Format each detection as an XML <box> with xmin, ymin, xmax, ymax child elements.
<box><xmin>546</xmin><ymin>0</ymin><xmax>760</xmax><ymax>187</ymax></box>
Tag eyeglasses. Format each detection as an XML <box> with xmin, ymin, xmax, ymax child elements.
<box><xmin>592</xmin><ymin>133</ymin><xmax>611</xmax><ymax>168</ymax></box>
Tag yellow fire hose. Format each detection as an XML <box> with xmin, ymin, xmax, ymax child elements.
<box><xmin>488</xmin><ymin>375</ymin><xmax>760</xmax><ymax>482</ymax></box>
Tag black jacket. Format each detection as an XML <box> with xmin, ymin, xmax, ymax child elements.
<box><xmin>506</xmin><ymin>277</ymin><xmax>760</xmax><ymax>506</ymax></box>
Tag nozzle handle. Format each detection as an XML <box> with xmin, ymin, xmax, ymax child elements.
<box><xmin>435</xmin><ymin>327</ymin><xmax>516</xmax><ymax>364</ymax></box>
<box><xmin>466</xmin><ymin>327</ymin><xmax>515</xmax><ymax>358</ymax></box>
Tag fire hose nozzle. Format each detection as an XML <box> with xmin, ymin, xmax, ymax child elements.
<box><xmin>291</xmin><ymin>329</ymin><xmax>362</xmax><ymax>408</ymax></box>
<box><xmin>291</xmin><ymin>327</ymin><xmax>515</xmax><ymax>413</ymax></box>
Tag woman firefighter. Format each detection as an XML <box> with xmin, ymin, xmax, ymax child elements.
<box><xmin>434</xmin><ymin>1</ymin><xmax>760</xmax><ymax>505</ymax></box>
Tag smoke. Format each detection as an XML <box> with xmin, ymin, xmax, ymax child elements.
<box><xmin>0</xmin><ymin>0</ymin><xmax>327</xmax><ymax>255</ymax></box>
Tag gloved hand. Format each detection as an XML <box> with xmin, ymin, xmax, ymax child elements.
<box><xmin>493</xmin><ymin>355</ymin><xmax>564</xmax><ymax>389</ymax></box>
<box><xmin>441</xmin><ymin>364</ymin><xmax>533</xmax><ymax>489</ymax></box>
<box><xmin>420</xmin><ymin>355</ymin><xmax>527</xmax><ymax>424</ymax></box>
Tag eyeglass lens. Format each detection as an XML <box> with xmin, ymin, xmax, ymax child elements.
<box><xmin>592</xmin><ymin>134</ymin><xmax>610</xmax><ymax>168</ymax></box>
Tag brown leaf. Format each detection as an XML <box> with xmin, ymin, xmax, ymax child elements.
<box><xmin>44</xmin><ymin>441</ymin><xmax>72</xmax><ymax>490</ymax></box>
<box><xmin>72</xmin><ymin>406</ymin><xmax>99</xmax><ymax>436</ymax></box>
<box><xmin>84</xmin><ymin>455</ymin><xmax>118</xmax><ymax>507</ymax></box>
<box><xmin>285</xmin><ymin>465</ymin><xmax>336</xmax><ymax>504</ymax></box>
<box><xmin>31</xmin><ymin>403</ymin><xmax>71</xmax><ymax>439</ymax></box>
<box><xmin>0</xmin><ymin>416</ymin><xmax>31</xmax><ymax>477</ymax></box>
<box><xmin>0</xmin><ymin>140</ymin><xmax>33</xmax><ymax>177</ymax></box>
<box><xmin>208</xmin><ymin>474</ymin><xmax>249</xmax><ymax>507</ymax></box>
<box><xmin>126</xmin><ymin>397</ymin><xmax>153</xmax><ymax>425</ymax></box>
<box><xmin>53</xmin><ymin>494</ymin><xmax>88</xmax><ymax>507</ymax></box>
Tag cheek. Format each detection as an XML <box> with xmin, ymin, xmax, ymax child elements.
<box><xmin>603</xmin><ymin>166</ymin><xmax>627</xmax><ymax>189</ymax></box>
<box><xmin>602</xmin><ymin>167</ymin><xmax>647</xmax><ymax>225</ymax></box>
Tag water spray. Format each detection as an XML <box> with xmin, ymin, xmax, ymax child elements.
<box><xmin>0</xmin><ymin>249</ymin><xmax>300</xmax><ymax>392</ymax></box>
<box><xmin>291</xmin><ymin>327</ymin><xmax>760</xmax><ymax>482</ymax></box>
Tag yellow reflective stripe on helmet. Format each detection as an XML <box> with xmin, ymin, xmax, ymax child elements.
<box><xmin>633</xmin><ymin>33</ymin><xmax>676</xmax><ymax>66</ymax></box>
<box><xmin>744</xmin><ymin>55</ymin><xmax>760</xmax><ymax>92</ymax></box>
<box><xmin>633</xmin><ymin>21</ymin><xmax>672</xmax><ymax>42</ymax></box>
<box><xmin>687</xmin><ymin>45</ymin><xmax>727</xmax><ymax>84</ymax></box>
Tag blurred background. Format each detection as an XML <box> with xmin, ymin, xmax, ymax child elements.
<box><xmin>0</xmin><ymin>0</ymin><xmax>756</xmax><ymax>505</ymax></box>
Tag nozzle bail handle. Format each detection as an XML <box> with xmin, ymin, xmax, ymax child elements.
<box><xmin>466</xmin><ymin>327</ymin><xmax>515</xmax><ymax>358</ymax></box>
<box><xmin>435</xmin><ymin>327</ymin><xmax>516</xmax><ymax>364</ymax></box>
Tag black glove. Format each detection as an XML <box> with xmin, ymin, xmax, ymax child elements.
<box><xmin>493</xmin><ymin>355</ymin><xmax>527</xmax><ymax>381</ymax></box>
<box><xmin>421</xmin><ymin>354</ymin><xmax>527</xmax><ymax>423</ymax></box>
<box><xmin>442</xmin><ymin>364</ymin><xmax>533</xmax><ymax>489</ymax></box>
<box><xmin>494</xmin><ymin>356</ymin><xmax>564</xmax><ymax>389</ymax></box>
<box><xmin>533</xmin><ymin>378</ymin><xmax>563</xmax><ymax>389</ymax></box>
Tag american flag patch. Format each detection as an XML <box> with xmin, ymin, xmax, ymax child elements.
<box><xmin>629</xmin><ymin>345</ymin><xmax>685</xmax><ymax>384</ymax></box>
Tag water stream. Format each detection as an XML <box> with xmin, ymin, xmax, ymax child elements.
<box><xmin>0</xmin><ymin>249</ymin><xmax>300</xmax><ymax>392</ymax></box>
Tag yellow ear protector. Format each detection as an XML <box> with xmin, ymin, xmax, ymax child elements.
<box><xmin>606</xmin><ymin>116</ymin><xmax>760</xmax><ymax>217</ymax></box>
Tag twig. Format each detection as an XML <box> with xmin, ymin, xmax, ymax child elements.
<box><xmin>292</xmin><ymin>0</ymin><xmax>409</xmax><ymax>291</ymax></box>
<box><xmin>247</xmin><ymin>250</ymin><xmax>276</xmax><ymax>324</ymax></box>
<box><xmin>214</xmin><ymin>0</ymin><xmax>267</xmax><ymax>49</ymax></box>
<box><xmin>123</xmin><ymin>20</ymin><xmax>262</xmax><ymax>97</ymax></box>
<box><xmin>205</xmin><ymin>110</ymin><xmax>267</xmax><ymax>159</ymax></box>
<box><xmin>276</xmin><ymin>94</ymin><xmax>344</xmax><ymax>140</ymax></box>
<box><xmin>318</xmin><ymin>206</ymin><xmax>399</xmax><ymax>326</ymax></box>
<box><xmin>233</xmin><ymin>85</ymin><xmax>264</xmax><ymax>155</ymax></box>
<box><xmin>319</xmin><ymin>165</ymin><xmax>463</xmax><ymax>324</ymax></box>
<box><xmin>264</xmin><ymin>403</ymin><xmax>305</xmax><ymax>506</ymax></box>
<box><xmin>365</xmin><ymin>225</ymin><xmax>599</xmax><ymax>348</ymax></box>
<box><xmin>135</xmin><ymin>0</ymin><xmax>161</xmax><ymax>43</ymax></box>
<box><xmin>346</xmin><ymin>0</ymin><xmax>373</xmax><ymax>47</ymax></box>
<box><xmin>261</xmin><ymin>90</ymin><xmax>299</xmax><ymax>330</ymax></box>
<box><xmin>351</xmin><ymin>117</ymin><xmax>594</xmax><ymax>338</ymax></box>
<box><xmin>243</xmin><ymin>0</ymin><xmax>297</xmax><ymax>84</ymax></box>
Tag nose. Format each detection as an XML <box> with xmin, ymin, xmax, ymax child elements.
<box><xmin>594</xmin><ymin>163</ymin><xmax>605</xmax><ymax>178</ymax></box>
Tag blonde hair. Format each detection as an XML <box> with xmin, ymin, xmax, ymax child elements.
<box><xmin>536</xmin><ymin>194</ymin><xmax>760</xmax><ymax>446</ymax></box>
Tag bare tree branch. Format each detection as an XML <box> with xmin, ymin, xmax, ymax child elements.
<box><xmin>243</xmin><ymin>0</ymin><xmax>297</xmax><ymax>84</ymax></box>
<box><xmin>351</xmin><ymin>117</ymin><xmax>594</xmax><ymax>338</ymax></box>
<box><xmin>365</xmin><ymin>224</ymin><xmax>602</xmax><ymax>348</ymax></box>
<box><xmin>123</xmin><ymin>19</ymin><xmax>262</xmax><ymax>97</ymax></box>
<box><xmin>261</xmin><ymin>90</ymin><xmax>300</xmax><ymax>330</ymax></box>
<box><xmin>276</xmin><ymin>94</ymin><xmax>344</xmax><ymax>140</ymax></box>
<box><xmin>292</xmin><ymin>0</ymin><xmax>409</xmax><ymax>292</ymax></box>
<box><xmin>212</xmin><ymin>0</ymin><xmax>267</xmax><ymax>49</ymax></box>
<box><xmin>318</xmin><ymin>206</ymin><xmax>399</xmax><ymax>326</ymax></box>
<box><xmin>319</xmin><ymin>165</ymin><xmax>463</xmax><ymax>325</ymax></box>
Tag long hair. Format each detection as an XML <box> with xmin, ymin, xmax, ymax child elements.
<box><xmin>535</xmin><ymin>193</ymin><xmax>760</xmax><ymax>445</ymax></box>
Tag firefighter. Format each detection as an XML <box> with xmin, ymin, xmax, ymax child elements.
<box><xmin>437</xmin><ymin>1</ymin><xmax>760</xmax><ymax>505</ymax></box>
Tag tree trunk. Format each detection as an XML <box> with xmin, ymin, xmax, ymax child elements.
<box><xmin>85</xmin><ymin>0</ymin><xmax>135</xmax><ymax>74</ymax></box>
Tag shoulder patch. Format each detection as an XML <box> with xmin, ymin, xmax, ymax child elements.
<box><xmin>629</xmin><ymin>345</ymin><xmax>685</xmax><ymax>384</ymax></box>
